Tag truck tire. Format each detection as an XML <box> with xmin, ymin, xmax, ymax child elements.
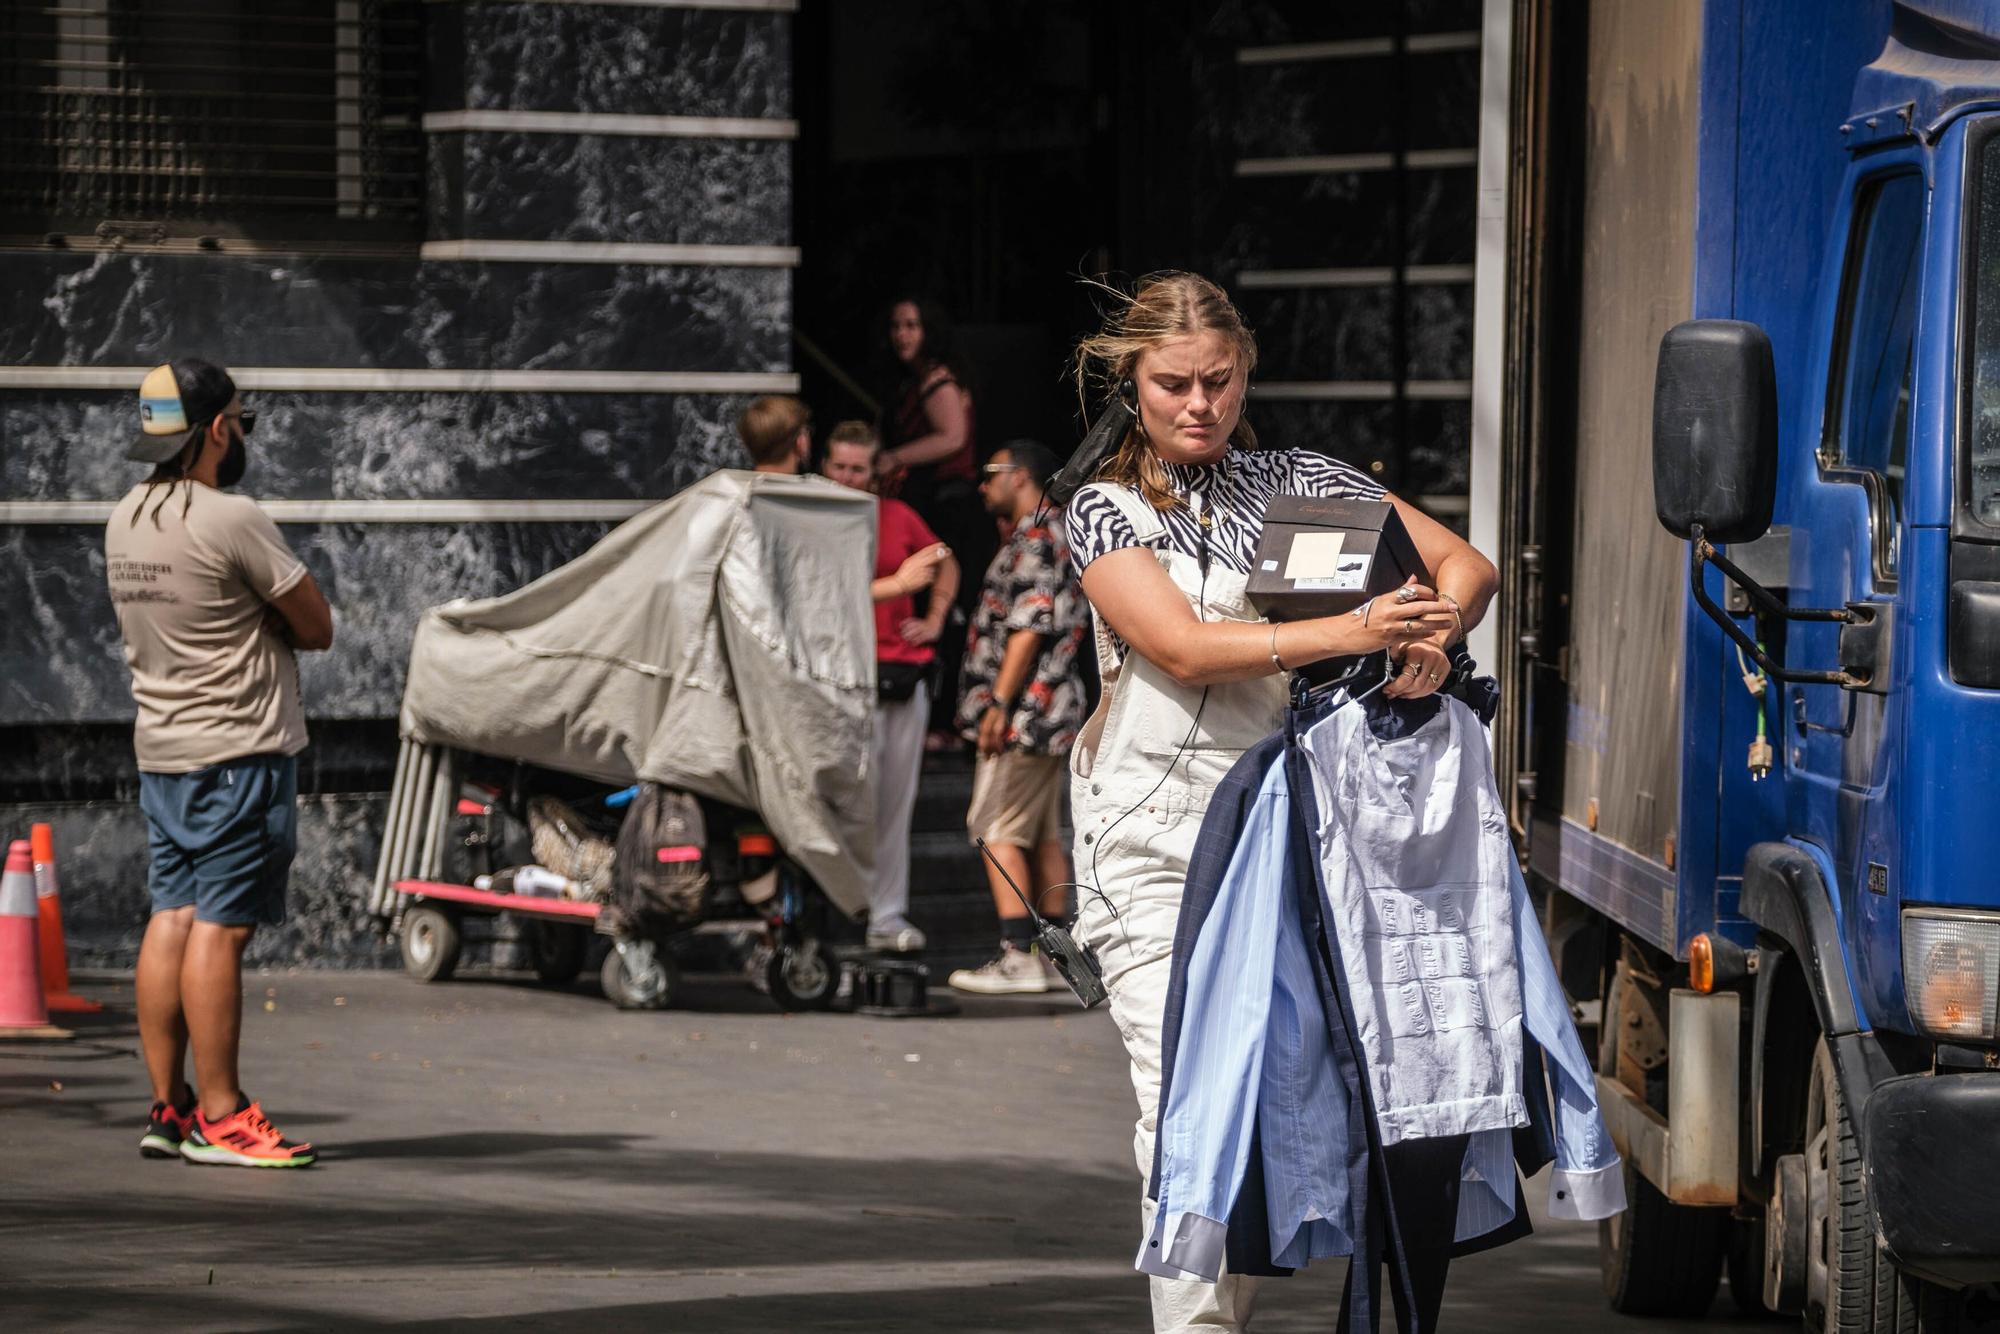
<box><xmin>1598</xmin><ymin>967</ymin><xmax>1728</xmax><ymax>1316</ymax></box>
<box><xmin>1803</xmin><ymin>1037</ymin><xmax>1958</xmax><ymax>1334</ymax></box>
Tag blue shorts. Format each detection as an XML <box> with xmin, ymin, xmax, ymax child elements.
<box><xmin>140</xmin><ymin>754</ymin><xmax>298</xmax><ymax>927</ymax></box>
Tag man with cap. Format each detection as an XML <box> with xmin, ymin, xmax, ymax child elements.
<box><xmin>109</xmin><ymin>359</ymin><xmax>331</xmax><ymax>1168</ymax></box>
<box><xmin>948</xmin><ymin>440</ymin><xmax>1090</xmax><ymax>994</ymax></box>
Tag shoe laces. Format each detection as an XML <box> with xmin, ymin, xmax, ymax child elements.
<box><xmin>233</xmin><ymin>1103</ymin><xmax>277</xmax><ymax>1142</ymax></box>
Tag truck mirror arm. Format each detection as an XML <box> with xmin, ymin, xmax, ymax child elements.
<box><xmin>1688</xmin><ymin>523</ymin><xmax>1868</xmax><ymax>688</ymax></box>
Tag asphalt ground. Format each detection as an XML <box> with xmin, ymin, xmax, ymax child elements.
<box><xmin>0</xmin><ymin>968</ymin><xmax>1766</xmax><ymax>1332</ymax></box>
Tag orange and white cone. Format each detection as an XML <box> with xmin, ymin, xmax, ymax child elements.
<box><xmin>31</xmin><ymin>825</ymin><xmax>101</xmax><ymax>1014</ymax></box>
<box><xmin>0</xmin><ymin>840</ymin><xmax>69</xmax><ymax>1039</ymax></box>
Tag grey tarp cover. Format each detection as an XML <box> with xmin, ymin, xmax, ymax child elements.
<box><xmin>398</xmin><ymin>470</ymin><xmax>878</xmax><ymax>915</ymax></box>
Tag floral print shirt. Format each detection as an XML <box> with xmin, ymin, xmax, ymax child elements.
<box><xmin>956</xmin><ymin>517</ymin><xmax>1090</xmax><ymax>756</ymax></box>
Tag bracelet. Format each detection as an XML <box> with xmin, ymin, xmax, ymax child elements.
<box><xmin>1269</xmin><ymin>622</ymin><xmax>1285</xmax><ymax>674</ymax></box>
<box><xmin>1438</xmin><ymin>592</ymin><xmax>1464</xmax><ymax>641</ymax></box>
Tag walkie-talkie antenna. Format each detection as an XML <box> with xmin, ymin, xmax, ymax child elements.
<box><xmin>975</xmin><ymin>838</ymin><xmax>1047</xmax><ymax>925</ymax></box>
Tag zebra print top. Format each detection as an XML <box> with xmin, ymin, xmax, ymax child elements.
<box><xmin>1065</xmin><ymin>447</ymin><xmax>1385</xmax><ymax>578</ymax></box>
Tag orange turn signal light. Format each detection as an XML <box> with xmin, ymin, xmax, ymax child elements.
<box><xmin>1690</xmin><ymin>933</ymin><xmax>1715</xmax><ymax>993</ymax></box>
<box><xmin>1688</xmin><ymin>931</ymin><xmax>1750</xmax><ymax>994</ymax></box>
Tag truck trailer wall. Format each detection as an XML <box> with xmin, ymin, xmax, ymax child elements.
<box><xmin>1561</xmin><ymin>0</ymin><xmax>1701</xmax><ymax>875</ymax></box>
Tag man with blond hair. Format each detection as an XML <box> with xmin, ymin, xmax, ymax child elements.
<box><xmin>737</xmin><ymin>395</ymin><xmax>814</xmax><ymax>474</ymax></box>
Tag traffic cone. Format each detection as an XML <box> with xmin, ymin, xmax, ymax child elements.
<box><xmin>31</xmin><ymin>824</ymin><xmax>101</xmax><ymax>1014</ymax></box>
<box><xmin>0</xmin><ymin>840</ymin><xmax>69</xmax><ymax>1039</ymax></box>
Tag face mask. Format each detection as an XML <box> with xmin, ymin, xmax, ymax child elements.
<box><xmin>216</xmin><ymin>429</ymin><xmax>248</xmax><ymax>489</ymax></box>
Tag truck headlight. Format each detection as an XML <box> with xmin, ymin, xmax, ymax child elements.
<box><xmin>1902</xmin><ymin>909</ymin><xmax>2000</xmax><ymax>1041</ymax></box>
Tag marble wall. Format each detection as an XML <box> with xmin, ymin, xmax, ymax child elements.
<box><xmin>427</xmin><ymin>3</ymin><xmax>790</xmax><ymax>118</ymax></box>
<box><xmin>430</xmin><ymin>133</ymin><xmax>791</xmax><ymax>245</ymax></box>
<box><xmin>1</xmin><ymin>1</ymin><xmax>796</xmax><ymax>967</ymax></box>
<box><xmin>6</xmin><ymin>252</ymin><xmax>789</xmax><ymax>373</ymax></box>
<box><xmin>2</xmin><ymin>391</ymin><xmax>751</xmax><ymax>504</ymax></box>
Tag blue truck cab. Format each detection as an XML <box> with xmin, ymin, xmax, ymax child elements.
<box><xmin>1499</xmin><ymin>2</ymin><xmax>2000</xmax><ymax>1326</ymax></box>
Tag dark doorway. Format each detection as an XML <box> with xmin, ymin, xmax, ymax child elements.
<box><xmin>793</xmin><ymin>0</ymin><xmax>1484</xmax><ymax>512</ymax></box>
<box><xmin>792</xmin><ymin>0</ymin><xmax>1118</xmax><ymax>451</ymax></box>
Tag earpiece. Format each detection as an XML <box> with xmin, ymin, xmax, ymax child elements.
<box><xmin>1117</xmin><ymin>377</ymin><xmax>1137</xmax><ymax>407</ymax></box>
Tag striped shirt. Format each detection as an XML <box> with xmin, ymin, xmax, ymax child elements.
<box><xmin>1065</xmin><ymin>447</ymin><xmax>1385</xmax><ymax>578</ymax></box>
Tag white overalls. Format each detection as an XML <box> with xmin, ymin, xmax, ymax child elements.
<box><xmin>1070</xmin><ymin>482</ymin><xmax>1287</xmax><ymax>1333</ymax></box>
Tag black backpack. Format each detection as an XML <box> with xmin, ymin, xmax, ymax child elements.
<box><xmin>610</xmin><ymin>784</ymin><xmax>711</xmax><ymax>933</ymax></box>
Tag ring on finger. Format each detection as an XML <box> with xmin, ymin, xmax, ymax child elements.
<box><xmin>1394</xmin><ymin>585</ymin><xmax>1420</xmax><ymax>604</ymax></box>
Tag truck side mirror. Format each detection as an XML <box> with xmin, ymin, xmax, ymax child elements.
<box><xmin>1652</xmin><ymin>319</ymin><xmax>1778</xmax><ymax>543</ymax></box>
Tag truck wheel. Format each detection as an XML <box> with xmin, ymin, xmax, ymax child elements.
<box><xmin>527</xmin><ymin>920</ymin><xmax>588</xmax><ymax>985</ymax></box>
<box><xmin>401</xmin><ymin>906</ymin><xmax>462</xmax><ymax>983</ymax></box>
<box><xmin>1803</xmin><ymin>1037</ymin><xmax>1958</xmax><ymax>1333</ymax></box>
<box><xmin>600</xmin><ymin>940</ymin><xmax>677</xmax><ymax>1011</ymax></box>
<box><xmin>1597</xmin><ymin>968</ymin><xmax>1727</xmax><ymax>1315</ymax></box>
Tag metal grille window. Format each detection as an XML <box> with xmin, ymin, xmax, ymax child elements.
<box><xmin>0</xmin><ymin>1</ymin><xmax>423</xmax><ymax>234</ymax></box>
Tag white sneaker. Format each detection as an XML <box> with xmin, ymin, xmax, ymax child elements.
<box><xmin>948</xmin><ymin>944</ymin><xmax>1050</xmax><ymax>995</ymax></box>
<box><xmin>866</xmin><ymin>916</ymin><xmax>927</xmax><ymax>953</ymax></box>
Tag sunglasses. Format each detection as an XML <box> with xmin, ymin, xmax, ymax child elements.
<box><xmin>980</xmin><ymin>463</ymin><xmax>1021</xmax><ymax>476</ymax></box>
<box><xmin>201</xmin><ymin>409</ymin><xmax>256</xmax><ymax>439</ymax></box>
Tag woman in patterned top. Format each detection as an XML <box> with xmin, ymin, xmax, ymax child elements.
<box><xmin>1062</xmin><ymin>272</ymin><xmax>1498</xmax><ymax>1332</ymax></box>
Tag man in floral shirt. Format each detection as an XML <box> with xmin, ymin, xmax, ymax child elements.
<box><xmin>948</xmin><ymin>440</ymin><xmax>1090</xmax><ymax>995</ymax></box>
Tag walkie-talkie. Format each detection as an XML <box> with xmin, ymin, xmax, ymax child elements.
<box><xmin>975</xmin><ymin>838</ymin><xmax>1107</xmax><ymax>1009</ymax></box>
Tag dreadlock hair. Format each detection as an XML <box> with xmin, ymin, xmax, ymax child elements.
<box><xmin>134</xmin><ymin>359</ymin><xmax>236</xmax><ymax>526</ymax></box>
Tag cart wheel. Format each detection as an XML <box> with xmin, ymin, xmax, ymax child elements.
<box><xmin>527</xmin><ymin>920</ymin><xmax>589</xmax><ymax>985</ymax></box>
<box><xmin>401</xmin><ymin>906</ymin><xmax>462</xmax><ymax>983</ymax></box>
<box><xmin>767</xmin><ymin>940</ymin><xmax>836</xmax><ymax>1012</ymax></box>
<box><xmin>601</xmin><ymin>940</ymin><xmax>677</xmax><ymax>1010</ymax></box>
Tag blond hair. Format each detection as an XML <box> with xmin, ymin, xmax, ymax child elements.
<box><xmin>737</xmin><ymin>395</ymin><xmax>811</xmax><ymax>466</ymax></box>
<box><xmin>1070</xmin><ymin>272</ymin><xmax>1259</xmax><ymax>512</ymax></box>
<box><xmin>824</xmin><ymin>419</ymin><xmax>879</xmax><ymax>455</ymax></box>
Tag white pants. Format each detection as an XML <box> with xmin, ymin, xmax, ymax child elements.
<box><xmin>1075</xmin><ymin>781</ymin><xmax>1262</xmax><ymax>1333</ymax></box>
<box><xmin>870</xmin><ymin>679</ymin><xmax>929</xmax><ymax>924</ymax></box>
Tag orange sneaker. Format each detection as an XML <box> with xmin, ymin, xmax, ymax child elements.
<box><xmin>179</xmin><ymin>1099</ymin><xmax>317</xmax><ymax>1169</ymax></box>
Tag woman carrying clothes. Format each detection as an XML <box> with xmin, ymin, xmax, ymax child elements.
<box><xmin>1062</xmin><ymin>273</ymin><xmax>1499</xmax><ymax>1333</ymax></box>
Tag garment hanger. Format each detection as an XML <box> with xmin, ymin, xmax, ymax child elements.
<box><xmin>1289</xmin><ymin>651</ymin><xmax>1396</xmax><ymax>713</ymax></box>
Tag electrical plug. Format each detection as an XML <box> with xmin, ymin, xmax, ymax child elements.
<box><xmin>1741</xmin><ymin>669</ymin><xmax>1766</xmax><ymax>699</ymax></box>
<box><xmin>1747</xmin><ymin>735</ymin><xmax>1774</xmax><ymax>780</ymax></box>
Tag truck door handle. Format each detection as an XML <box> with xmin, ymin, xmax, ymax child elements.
<box><xmin>1791</xmin><ymin>687</ymin><xmax>1859</xmax><ymax>739</ymax></box>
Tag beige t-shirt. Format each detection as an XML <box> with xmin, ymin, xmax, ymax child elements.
<box><xmin>105</xmin><ymin>482</ymin><xmax>310</xmax><ymax>772</ymax></box>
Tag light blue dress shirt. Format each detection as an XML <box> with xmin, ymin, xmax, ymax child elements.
<box><xmin>1141</xmin><ymin>749</ymin><xmax>1624</xmax><ymax>1284</ymax></box>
